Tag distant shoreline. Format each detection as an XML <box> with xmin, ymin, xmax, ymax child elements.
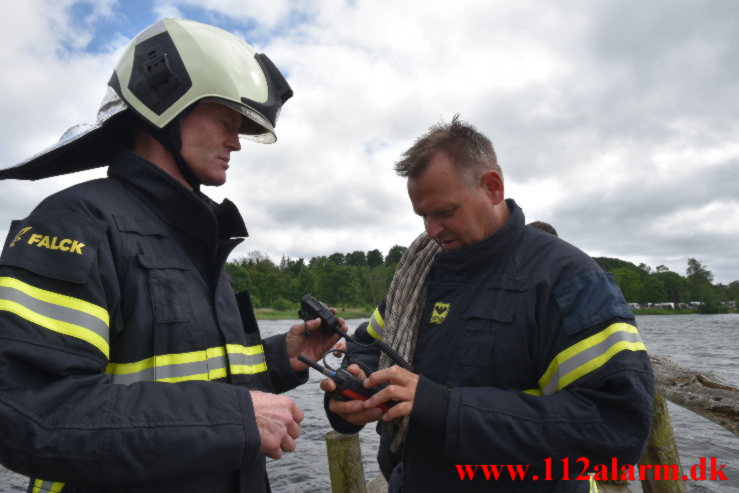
<box><xmin>633</xmin><ymin>308</ymin><xmax>736</xmax><ymax>316</ymax></box>
<box><xmin>255</xmin><ymin>308</ymin><xmax>371</xmax><ymax>321</ymax></box>
<box><xmin>253</xmin><ymin>307</ymin><xmax>736</xmax><ymax>320</ymax></box>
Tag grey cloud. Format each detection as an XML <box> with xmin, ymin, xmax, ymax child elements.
<box><xmin>1</xmin><ymin>0</ymin><xmax>737</xmax><ymax>285</ymax></box>
<box><xmin>548</xmin><ymin>158</ymin><xmax>739</xmax><ymax>282</ymax></box>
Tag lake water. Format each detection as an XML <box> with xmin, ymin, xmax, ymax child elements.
<box><xmin>1</xmin><ymin>314</ymin><xmax>737</xmax><ymax>492</ymax></box>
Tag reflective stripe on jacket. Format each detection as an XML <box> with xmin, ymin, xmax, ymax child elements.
<box><xmin>0</xmin><ymin>149</ymin><xmax>302</xmax><ymax>493</ymax></box>
<box><xmin>328</xmin><ymin>200</ymin><xmax>653</xmax><ymax>493</ymax></box>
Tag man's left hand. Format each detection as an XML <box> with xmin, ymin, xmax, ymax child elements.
<box><xmin>286</xmin><ymin>309</ymin><xmax>347</xmax><ymax>372</ymax></box>
<box><xmin>361</xmin><ymin>365</ymin><xmax>419</xmax><ymax>421</ymax></box>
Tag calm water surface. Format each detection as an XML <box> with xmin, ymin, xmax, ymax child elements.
<box><xmin>1</xmin><ymin>314</ymin><xmax>737</xmax><ymax>492</ymax></box>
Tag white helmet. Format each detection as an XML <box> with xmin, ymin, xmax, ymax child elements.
<box><xmin>0</xmin><ymin>18</ymin><xmax>293</xmax><ymax>181</ymax></box>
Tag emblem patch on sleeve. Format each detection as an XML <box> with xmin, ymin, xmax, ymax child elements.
<box><xmin>9</xmin><ymin>226</ymin><xmax>33</xmax><ymax>247</ymax></box>
<box><xmin>430</xmin><ymin>302</ymin><xmax>451</xmax><ymax>324</ymax></box>
<box><xmin>24</xmin><ymin>231</ymin><xmax>86</xmax><ymax>254</ymax></box>
<box><xmin>1</xmin><ymin>211</ymin><xmax>106</xmax><ymax>283</ymax></box>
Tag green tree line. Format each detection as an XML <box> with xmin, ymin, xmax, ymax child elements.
<box><xmin>227</xmin><ymin>247</ymin><xmax>738</xmax><ymax>314</ymax></box>
<box><xmin>594</xmin><ymin>257</ymin><xmax>738</xmax><ymax>314</ymax></box>
<box><xmin>225</xmin><ymin>246</ymin><xmax>408</xmax><ymax>312</ymax></box>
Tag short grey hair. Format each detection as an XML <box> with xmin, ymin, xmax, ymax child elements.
<box><xmin>394</xmin><ymin>114</ymin><xmax>501</xmax><ymax>187</ymax></box>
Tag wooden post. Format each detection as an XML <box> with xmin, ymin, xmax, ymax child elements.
<box><xmin>326</xmin><ymin>431</ymin><xmax>367</xmax><ymax>493</ymax></box>
<box><xmin>638</xmin><ymin>393</ymin><xmax>687</xmax><ymax>493</ymax></box>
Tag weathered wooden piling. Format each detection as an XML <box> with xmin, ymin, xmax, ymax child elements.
<box><xmin>325</xmin><ymin>431</ymin><xmax>367</xmax><ymax>493</ymax></box>
<box><xmin>638</xmin><ymin>393</ymin><xmax>687</xmax><ymax>492</ymax></box>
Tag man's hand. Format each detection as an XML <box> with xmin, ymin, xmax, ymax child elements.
<box><xmin>250</xmin><ymin>391</ymin><xmax>304</xmax><ymax>460</ymax></box>
<box><xmin>330</xmin><ymin>340</ymin><xmax>347</xmax><ymax>357</ymax></box>
<box><xmin>362</xmin><ymin>365</ymin><xmax>419</xmax><ymax>421</ymax></box>
<box><xmin>320</xmin><ymin>364</ymin><xmax>384</xmax><ymax>426</ymax></box>
<box><xmin>286</xmin><ymin>308</ymin><xmax>347</xmax><ymax>372</ymax></box>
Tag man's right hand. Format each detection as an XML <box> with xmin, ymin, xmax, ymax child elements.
<box><xmin>250</xmin><ymin>391</ymin><xmax>304</xmax><ymax>459</ymax></box>
<box><xmin>320</xmin><ymin>364</ymin><xmax>384</xmax><ymax>426</ymax></box>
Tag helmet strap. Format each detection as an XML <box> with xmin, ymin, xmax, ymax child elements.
<box><xmin>173</xmin><ymin>149</ymin><xmax>201</xmax><ymax>192</ymax></box>
<box><xmin>149</xmin><ymin>114</ymin><xmax>201</xmax><ymax>192</ymax></box>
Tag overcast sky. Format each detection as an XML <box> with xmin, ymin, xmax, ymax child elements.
<box><xmin>1</xmin><ymin>0</ymin><xmax>737</xmax><ymax>284</ymax></box>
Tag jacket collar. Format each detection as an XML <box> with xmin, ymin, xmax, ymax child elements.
<box><xmin>433</xmin><ymin>199</ymin><xmax>525</xmax><ymax>278</ymax></box>
<box><xmin>107</xmin><ymin>147</ymin><xmax>248</xmax><ymax>243</ymax></box>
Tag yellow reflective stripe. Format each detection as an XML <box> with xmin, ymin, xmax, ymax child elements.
<box><xmin>108</xmin><ymin>345</ymin><xmax>264</xmax><ymax>373</ymax></box>
<box><xmin>226</xmin><ymin>343</ymin><xmax>264</xmax><ymax>356</ymax></box>
<box><xmin>589</xmin><ymin>474</ymin><xmax>599</xmax><ymax>492</ymax></box>
<box><xmin>32</xmin><ymin>479</ymin><xmax>65</xmax><ymax>493</ymax></box>
<box><xmin>230</xmin><ymin>362</ymin><xmax>268</xmax><ymax>375</ymax></box>
<box><xmin>523</xmin><ymin>388</ymin><xmax>542</xmax><ymax>396</ymax></box>
<box><xmin>228</xmin><ymin>342</ymin><xmax>268</xmax><ymax>375</ymax></box>
<box><xmin>557</xmin><ymin>339</ymin><xmax>647</xmax><ymax>391</ymax></box>
<box><xmin>106</xmin><ymin>344</ymin><xmax>267</xmax><ymax>384</ymax></box>
<box><xmin>537</xmin><ymin>323</ymin><xmax>646</xmax><ymax>395</ymax></box>
<box><xmin>0</xmin><ymin>277</ymin><xmax>109</xmax><ymax>325</ymax></box>
<box><xmin>0</xmin><ymin>277</ymin><xmax>109</xmax><ymax>358</ymax></box>
<box><xmin>367</xmin><ymin>306</ymin><xmax>384</xmax><ymax>340</ymax></box>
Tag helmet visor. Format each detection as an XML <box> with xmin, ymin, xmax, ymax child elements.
<box><xmin>202</xmin><ymin>97</ymin><xmax>277</xmax><ymax>144</ymax></box>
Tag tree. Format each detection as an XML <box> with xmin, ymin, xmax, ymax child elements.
<box><xmin>247</xmin><ymin>250</ymin><xmax>273</xmax><ymax>265</ymax></box>
<box><xmin>328</xmin><ymin>252</ymin><xmax>345</xmax><ymax>265</ymax></box>
<box><xmin>279</xmin><ymin>255</ymin><xmax>305</xmax><ymax>276</ymax></box>
<box><xmin>251</xmin><ymin>270</ymin><xmax>282</xmax><ymax>307</ymax></box>
<box><xmin>345</xmin><ymin>250</ymin><xmax>367</xmax><ymax>267</ymax></box>
<box><xmin>365</xmin><ymin>265</ymin><xmax>386</xmax><ymax>307</ymax></box>
<box><xmin>228</xmin><ymin>249</ymin><xmax>736</xmax><ymax>312</ymax></box>
<box><xmin>225</xmin><ymin>262</ymin><xmax>251</xmax><ymax>293</ymax></box>
<box><xmin>727</xmin><ymin>281</ymin><xmax>739</xmax><ymax>306</ymax></box>
<box><xmin>640</xmin><ymin>276</ymin><xmax>666</xmax><ymax>304</ymax></box>
<box><xmin>654</xmin><ymin>270</ymin><xmax>688</xmax><ymax>306</ymax></box>
<box><xmin>367</xmin><ymin>249</ymin><xmax>384</xmax><ymax>268</ymax></box>
<box><xmin>686</xmin><ymin>258</ymin><xmax>714</xmax><ymax>302</ymax></box>
<box><xmin>686</xmin><ymin>258</ymin><xmax>713</xmax><ymax>284</ymax></box>
<box><xmin>308</xmin><ymin>255</ymin><xmax>350</xmax><ymax>304</ymax></box>
<box><xmin>338</xmin><ymin>265</ymin><xmax>362</xmax><ymax>307</ymax></box>
<box><xmin>612</xmin><ymin>268</ymin><xmax>642</xmax><ymax>302</ymax></box>
<box><xmin>297</xmin><ymin>268</ymin><xmax>318</xmax><ymax>298</ymax></box>
<box><xmin>594</xmin><ymin>257</ymin><xmax>640</xmax><ymax>273</ymax></box>
<box><xmin>308</xmin><ymin>255</ymin><xmax>327</xmax><ymax>269</ymax></box>
<box><xmin>385</xmin><ymin>245</ymin><xmax>407</xmax><ymax>266</ymax></box>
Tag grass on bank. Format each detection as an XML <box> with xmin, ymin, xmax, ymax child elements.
<box><xmin>254</xmin><ymin>307</ymin><xmax>372</xmax><ymax>321</ymax></box>
<box><xmin>633</xmin><ymin>307</ymin><xmax>736</xmax><ymax>315</ymax></box>
<box><xmin>633</xmin><ymin>308</ymin><xmax>698</xmax><ymax>315</ymax></box>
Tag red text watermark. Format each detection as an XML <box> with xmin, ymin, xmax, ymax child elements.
<box><xmin>455</xmin><ymin>457</ymin><xmax>728</xmax><ymax>482</ymax></box>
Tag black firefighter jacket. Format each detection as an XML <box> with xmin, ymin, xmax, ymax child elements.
<box><xmin>0</xmin><ymin>148</ymin><xmax>307</xmax><ymax>492</ymax></box>
<box><xmin>327</xmin><ymin>200</ymin><xmax>654</xmax><ymax>493</ymax></box>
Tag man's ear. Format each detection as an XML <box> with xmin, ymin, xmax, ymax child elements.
<box><xmin>480</xmin><ymin>170</ymin><xmax>505</xmax><ymax>204</ymax></box>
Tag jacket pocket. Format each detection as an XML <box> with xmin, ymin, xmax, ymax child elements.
<box><xmin>457</xmin><ymin>304</ymin><xmax>513</xmax><ymax>371</ymax></box>
<box><xmin>137</xmin><ymin>253</ymin><xmax>205</xmax><ymax>356</ymax></box>
<box><xmin>139</xmin><ymin>254</ymin><xmax>195</xmax><ymax>324</ymax></box>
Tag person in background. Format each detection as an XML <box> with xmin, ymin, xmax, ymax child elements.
<box><xmin>527</xmin><ymin>220</ymin><xmax>558</xmax><ymax>236</ymax></box>
<box><xmin>322</xmin><ymin>115</ymin><xmax>653</xmax><ymax>492</ymax></box>
<box><xmin>0</xmin><ymin>18</ymin><xmax>343</xmax><ymax>493</ymax></box>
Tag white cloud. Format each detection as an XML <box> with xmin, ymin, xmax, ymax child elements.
<box><xmin>1</xmin><ymin>0</ymin><xmax>737</xmax><ymax>283</ymax></box>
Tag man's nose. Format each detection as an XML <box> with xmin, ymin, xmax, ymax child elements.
<box><xmin>227</xmin><ymin>131</ymin><xmax>241</xmax><ymax>151</ymax></box>
<box><xmin>425</xmin><ymin>217</ymin><xmax>443</xmax><ymax>239</ymax></box>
